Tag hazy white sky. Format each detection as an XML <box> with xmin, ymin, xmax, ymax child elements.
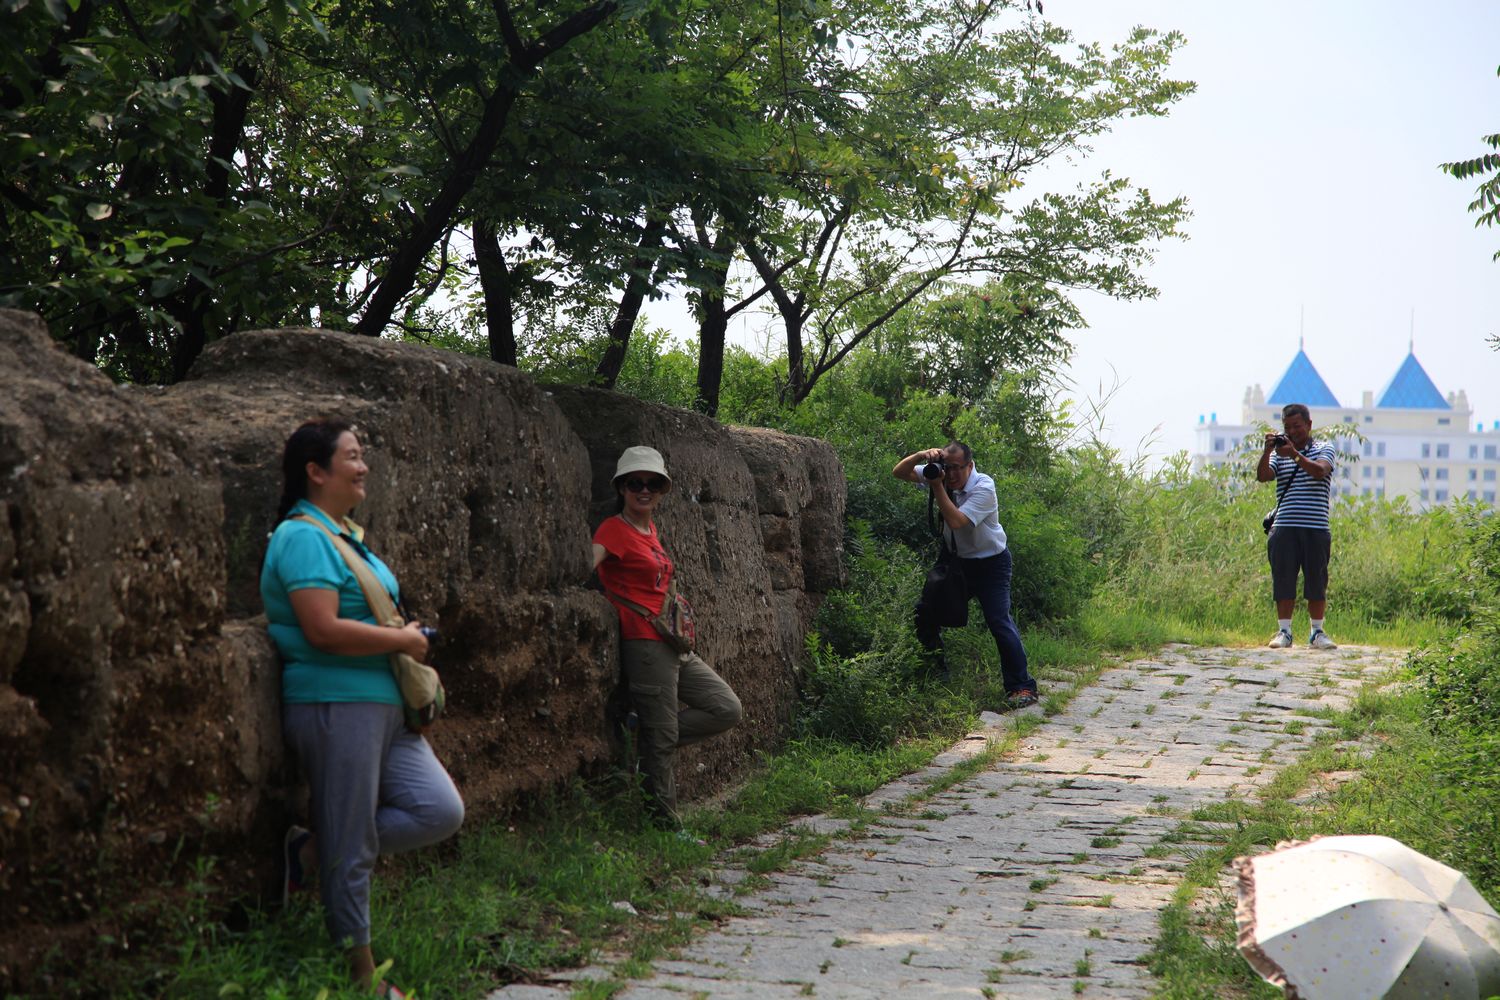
<box><xmin>1039</xmin><ymin>0</ymin><xmax>1500</xmax><ymax>462</ymax></box>
<box><xmin>646</xmin><ymin>2</ymin><xmax>1500</xmax><ymax>463</ymax></box>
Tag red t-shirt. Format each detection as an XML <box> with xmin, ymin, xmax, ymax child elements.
<box><xmin>594</xmin><ymin>515</ymin><xmax>673</xmax><ymax>642</ymax></box>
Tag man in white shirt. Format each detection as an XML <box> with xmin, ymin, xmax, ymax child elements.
<box><xmin>893</xmin><ymin>441</ymin><xmax>1038</xmax><ymax>708</ymax></box>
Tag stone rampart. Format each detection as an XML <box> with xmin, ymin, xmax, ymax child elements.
<box><xmin>0</xmin><ymin>311</ymin><xmax>845</xmax><ymax>990</ymax></box>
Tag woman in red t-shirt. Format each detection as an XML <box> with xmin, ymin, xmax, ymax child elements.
<box><xmin>591</xmin><ymin>445</ymin><xmax>742</xmax><ymax>827</ymax></box>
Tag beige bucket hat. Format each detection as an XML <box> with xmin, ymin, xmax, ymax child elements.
<box><xmin>612</xmin><ymin>445</ymin><xmax>671</xmax><ymax>487</ymax></box>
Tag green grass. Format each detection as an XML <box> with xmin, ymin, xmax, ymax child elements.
<box><xmin>1145</xmin><ymin>673</ymin><xmax>1500</xmax><ymax>998</ymax></box>
<box><xmin>117</xmin><ymin>634</ymin><xmax>1094</xmax><ymax>999</ymax></box>
<box><xmin>100</xmin><ymin>743</ymin><xmax>895</xmax><ymax>998</ymax></box>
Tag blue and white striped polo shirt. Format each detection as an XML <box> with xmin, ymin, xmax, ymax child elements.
<box><xmin>1270</xmin><ymin>440</ymin><xmax>1337</xmax><ymax>530</ymax></box>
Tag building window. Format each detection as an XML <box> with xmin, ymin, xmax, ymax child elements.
<box><xmin>1362</xmin><ymin>466</ymin><xmax>1371</xmax><ymax>479</ymax></box>
<box><xmin>1471</xmin><ymin>469</ymin><xmax>1479</xmax><ymax>481</ymax></box>
<box><xmin>1486</xmin><ymin>490</ymin><xmax>1497</xmax><ymax>503</ymax></box>
<box><xmin>1364</xmin><ymin>416</ymin><xmax>1373</xmax><ymax>423</ymax></box>
<box><xmin>1420</xmin><ymin>489</ymin><xmax>1430</xmax><ymax>501</ymax></box>
<box><xmin>1472</xmin><ymin>444</ymin><xmax>1480</xmax><ymax>459</ymax></box>
<box><xmin>1437</xmin><ymin>468</ymin><xmax>1449</xmax><ymax>481</ymax></box>
<box><xmin>1437</xmin><ymin>489</ymin><xmax>1449</xmax><ymax>501</ymax></box>
<box><xmin>1439</xmin><ymin>417</ymin><xmax>1451</xmax><ymax>425</ymax></box>
<box><xmin>1377</xmin><ymin>466</ymin><xmax>1385</xmax><ymax>478</ymax></box>
<box><xmin>1422</xmin><ymin>443</ymin><xmax>1431</xmax><ymax>458</ymax></box>
<box><xmin>1362</xmin><ymin>441</ymin><xmax>1372</xmax><ymax>457</ymax></box>
<box><xmin>1437</xmin><ymin>443</ymin><xmax>1450</xmax><ymax>458</ymax></box>
<box><xmin>1420</xmin><ymin>467</ymin><xmax>1429</xmax><ymax>479</ymax></box>
<box><xmin>1469</xmin><ymin>489</ymin><xmax>1478</xmax><ymax>500</ymax></box>
<box><xmin>1376</xmin><ymin>487</ymin><xmax>1385</xmax><ymax>497</ymax></box>
<box><xmin>1213</xmin><ymin>437</ymin><xmax>1225</xmax><ymax>451</ymax></box>
<box><xmin>1487</xmin><ymin>469</ymin><xmax>1497</xmax><ymax>482</ymax></box>
<box><xmin>1487</xmin><ymin>444</ymin><xmax>1498</xmax><ymax>460</ymax></box>
<box><xmin>1378</xmin><ymin>442</ymin><xmax>1387</xmax><ymax>457</ymax></box>
<box><xmin>1362</xmin><ymin>487</ymin><xmax>1371</xmax><ymax>497</ymax></box>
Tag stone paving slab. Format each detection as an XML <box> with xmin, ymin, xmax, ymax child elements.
<box><xmin>489</xmin><ymin>644</ymin><xmax>1401</xmax><ymax>999</ymax></box>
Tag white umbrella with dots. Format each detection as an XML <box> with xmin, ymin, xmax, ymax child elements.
<box><xmin>1235</xmin><ymin>835</ymin><xmax>1500</xmax><ymax>999</ymax></box>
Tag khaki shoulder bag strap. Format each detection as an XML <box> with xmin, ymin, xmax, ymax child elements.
<box><xmin>292</xmin><ymin>514</ymin><xmax>402</xmax><ymax>627</ymax></box>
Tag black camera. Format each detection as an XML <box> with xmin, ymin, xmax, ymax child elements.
<box><xmin>921</xmin><ymin>459</ymin><xmax>946</xmax><ymax>479</ymax></box>
<box><xmin>419</xmin><ymin>626</ymin><xmax>439</xmax><ymax>644</ymax></box>
<box><xmin>1269</xmin><ymin>433</ymin><xmax>1289</xmax><ymax>448</ymax></box>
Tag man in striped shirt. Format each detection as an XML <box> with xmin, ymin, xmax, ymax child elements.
<box><xmin>1257</xmin><ymin>402</ymin><xmax>1338</xmax><ymax>649</ymax></box>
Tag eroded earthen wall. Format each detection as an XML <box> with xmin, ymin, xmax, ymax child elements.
<box><xmin>0</xmin><ymin>311</ymin><xmax>844</xmax><ymax>990</ymax></box>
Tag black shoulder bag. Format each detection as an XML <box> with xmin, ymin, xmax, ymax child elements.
<box><xmin>1262</xmin><ymin>463</ymin><xmax>1301</xmax><ymax>535</ymax></box>
<box><xmin>920</xmin><ymin>489</ymin><xmax>969</xmax><ymax>627</ymax></box>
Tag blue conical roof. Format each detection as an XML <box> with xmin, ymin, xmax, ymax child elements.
<box><xmin>1267</xmin><ymin>348</ymin><xmax>1340</xmax><ymax>407</ymax></box>
<box><xmin>1376</xmin><ymin>351</ymin><xmax>1449</xmax><ymax>409</ymax></box>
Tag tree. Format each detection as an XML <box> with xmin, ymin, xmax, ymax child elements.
<box><xmin>0</xmin><ymin>0</ymin><xmax>351</xmax><ymax>380</ymax></box>
<box><xmin>345</xmin><ymin>0</ymin><xmax>625</xmax><ymax>338</ymax></box>
<box><xmin>0</xmin><ymin>0</ymin><xmax>636</xmax><ymax>379</ymax></box>
<box><xmin>2</xmin><ymin>0</ymin><xmax>1190</xmax><ymax>407</ymax></box>
<box><xmin>737</xmin><ymin>11</ymin><xmax>1191</xmax><ymax>405</ymax></box>
<box><xmin>1441</xmin><ymin>66</ymin><xmax>1500</xmax><ymax>262</ymax></box>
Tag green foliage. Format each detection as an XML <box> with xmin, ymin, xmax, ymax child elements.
<box><xmin>1409</xmin><ymin>507</ymin><xmax>1500</xmax><ymax>893</ymax></box>
<box><xmin>1081</xmin><ymin>452</ymin><xmax>1470</xmax><ymax>642</ymax></box>
<box><xmin>0</xmin><ymin>0</ymin><xmax>349</xmax><ymax>379</ymax></box>
<box><xmin>522</xmin><ymin>323</ymin><xmax>699</xmax><ymax>407</ymax></box>
<box><xmin>740</xmin><ymin>15</ymin><xmax>1193</xmax><ymax>404</ymax></box>
<box><xmin>3</xmin><ymin>0</ymin><xmax>1191</xmax><ymax>407</ymax></box>
<box><xmin>1440</xmin><ymin>65</ymin><xmax>1500</xmax><ymax>260</ymax></box>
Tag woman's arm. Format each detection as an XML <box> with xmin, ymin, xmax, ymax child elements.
<box><xmin>592</xmin><ymin>542</ymin><xmax>608</xmax><ymax>571</ymax></box>
<box><xmin>289</xmin><ymin>588</ymin><xmax>429</xmax><ymax>659</ymax></box>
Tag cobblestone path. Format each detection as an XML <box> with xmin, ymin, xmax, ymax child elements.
<box><xmin>492</xmin><ymin>643</ymin><xmax>1403</xmax><ymax>999</ymax></box>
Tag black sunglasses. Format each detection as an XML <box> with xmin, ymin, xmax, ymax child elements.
<box><xmin>623</xmin><ymin>476</ymin><xmax>669</xmax><ymax>493</ymax></box>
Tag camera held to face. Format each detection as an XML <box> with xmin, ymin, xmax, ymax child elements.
<box><xmin>1269</xmin><ymin>433</ymin><xmax>1289</xmax><ymax>448</ymax></box>
<box><xmin>921</xmin><ymin>458</ymin><xmax>946</xmax><ymax>480</ymax></box>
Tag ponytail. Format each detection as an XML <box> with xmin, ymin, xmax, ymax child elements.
<box><xmin>276</xmin><ymin>419</ymin><xmax>352</xmax><ymax>521</ymax></box>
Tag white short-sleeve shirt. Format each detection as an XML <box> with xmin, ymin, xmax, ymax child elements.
<box><xmin>915</xmin><ymin>467</ymin><xmax>1008</xmax><ymax>558</ymax></box>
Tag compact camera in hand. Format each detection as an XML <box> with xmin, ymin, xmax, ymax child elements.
<box><xmin>1268</xmin><ymin>434</ymin><xmax>1289</xmax><ymax>448</ymax></box>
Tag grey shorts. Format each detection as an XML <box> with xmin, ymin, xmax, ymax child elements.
<box><xmin>1267</xmin><ymin>526</ymin><xmax>1332</xmax><ymax>602</ymax></box>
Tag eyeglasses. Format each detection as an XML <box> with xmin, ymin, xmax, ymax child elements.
<box><xmin>624</xmin><ymin>476</ymin><xmax>669</xmax><ymax>493</ymax></box>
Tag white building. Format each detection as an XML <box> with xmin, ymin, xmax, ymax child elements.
<box><xmin>1192</xmin><ymin>341</ymin><xmax>1500</xmax><ymax>508</ymax></box>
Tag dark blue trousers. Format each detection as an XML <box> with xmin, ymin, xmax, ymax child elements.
<box><xmin>915</xmin><ymin>548</ymin><xmax>1035</xmax><ymax>693</ymax></box>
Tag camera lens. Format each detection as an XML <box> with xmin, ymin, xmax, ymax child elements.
<box><xmin>921</xmin><ymin>461</ymin><xmax>944</xmax><ymax>479</ymax></box>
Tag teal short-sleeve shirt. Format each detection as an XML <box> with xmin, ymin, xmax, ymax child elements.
<box><xmin>260</xmin><ymin>499</ymin><xmax>403</xmax><ymax>705</ymax></box>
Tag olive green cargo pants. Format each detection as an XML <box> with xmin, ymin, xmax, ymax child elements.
<box><xmin>621</xmin><ymin>639</ymin><xmax>743</xmax><ymax>815</ymax></box>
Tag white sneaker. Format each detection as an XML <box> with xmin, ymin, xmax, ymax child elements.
<box><xmin>1309</xmin><ymin>630</ymin><xmax>1337</xmax><ymax>650</ymax></box>
<box><xmin>1268</xmin><ymin>629</ymin><xmax>1293</xmax><ymax>648</ymax></box>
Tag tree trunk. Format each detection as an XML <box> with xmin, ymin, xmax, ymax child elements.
<box><xmin>169</xmin><ymin>62</ymin><xmax>261</xmax><ymax>382</ymax></box>
<box><xmin>593</xmin><ymin>216</ymin><xmax>666</xmax><ymax>389</ymax></box>
<box><xmin>72</xmin><ymin>304</ymin><xmax>107</xmax><ymax>366</ymax></box>
<box><xmin>692</xmin><ymin>226</ymin><xmax>737</xmax><ymax>417</ymax></box>
<box><xmin>473</xmin><ymin>217</ymin><xmax>517</xmax><ymax>365</ymax></box>
<box><xmin>785</xmin><ymin>314</ymin><xmax>806</xmax><ymax>403</ymax></box>
<box><xmin>744</xmin><ymin>239</ymin><xmax>807</xmax><ymax>405</ymax></box>
<box><xmin>694</xmin><ymin>277</ymin><xmax>728</xmax><ymax>417</ymax></box>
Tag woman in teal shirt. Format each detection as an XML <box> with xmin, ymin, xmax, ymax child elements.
<box><xmin>261</xmin><ymin>419</ymin><xmax>463</xmax><ymax>997</ymax></box>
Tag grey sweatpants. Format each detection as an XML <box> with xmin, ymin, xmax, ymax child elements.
<box><xmin>283</xmin><ymin>702</ymin><xmax>465</xmax><ymax>947</ymax></box>
<box><xmin>621</xmin><ymin>640</ymin><xmax>743</xmax><ymax>812</ymax></box>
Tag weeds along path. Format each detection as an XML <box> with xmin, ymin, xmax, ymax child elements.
<box><xmin>491</xmin><ymin>643</ymin><xmax>1402</xmax><ymax>999</ymax></box>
